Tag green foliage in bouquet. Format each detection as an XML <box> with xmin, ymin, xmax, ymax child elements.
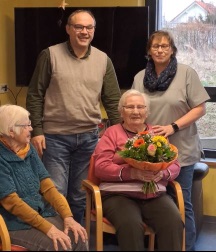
<box><xmin>119</xmin><ymin>131</ymin><xmax>176</xmax><ymax>163</ymax></box>
<box><xmin>118</xmin><ymin>131</ymin><xmax>178</xmax><ymax>196</ymax></box>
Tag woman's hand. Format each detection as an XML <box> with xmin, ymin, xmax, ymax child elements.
<box><xmin>47</xmin><ymin>225</ymin><xmax>72</xmax><ymax>251</ymax></box>
<box><xmin>152</xmin><ymin>124</ymin><xmax>174</xmax><ymax>137</ymax></box>
<box><xmin>131</xmin><ymin>168</ymin><xmax>163</xmax><ymax>182</ymax></box>
<box><xmin>31</xmin><ymin>135</ymin><xmax>46</xmax><ymax>158</ymax></box>
<box><xmin>63</xmin><ymin>217</ymin><xmax>88</xmax><ymax>244</ymax></box>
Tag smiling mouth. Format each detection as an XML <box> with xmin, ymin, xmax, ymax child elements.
<box><xmin>79</xmin><ymin>36</ymin><xmax>89</xmax><ymax>40</ymax></box>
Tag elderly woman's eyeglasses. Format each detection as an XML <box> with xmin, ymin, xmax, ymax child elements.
<box><xmin>123</xmin><ymin>105</ymin><xmax>146</xmax><ymax>111</ymax></box>
<box><xmin>151</xmin><ymin>44</ymin><xmax>170</xmax><ymax>51</ymax></box>
<box><xmin>14</xmin><ymin>121</ymin><xmax>32</xmax><ymax>129</ymax></box>
<box><xmin>68</xmin><ymin>24</ymin><xmax>95</xmax><ymax>32</ymax></box>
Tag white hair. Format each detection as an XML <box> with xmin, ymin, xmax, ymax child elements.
<box><xmin>0</xmin><ymin>104</ymin><xmax>30</xmax><ymax>136</ymax></box>
<box><xmin>118</xmin><ymin>89</ymin><xmax>150</xmax><ymax>116</ymax></box>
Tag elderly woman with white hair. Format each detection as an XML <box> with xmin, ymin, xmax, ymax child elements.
<box><xmin>93</xmin><ymin>89</ymin><xmax>184</xmax><ymax>251</ymax></box>
<box><xmin>0</xmin><ymin>104</ymin><xmax>88</xmax><ymax>251</ymax></box>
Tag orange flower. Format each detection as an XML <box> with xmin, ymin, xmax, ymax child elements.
<box><xmin>119</xmin><ymin>131</ymin><xmax>177</xmax><ymax>164</ymax></box>
<box><xmin>138</xmin><ymin>131</ymin><xmax>149</xmax><ymax>135</ymax></box>
<box><xmin>118</xmin><ymin>131</ymin><xmax>178</xmax><ymax>196</ymax></box>
<box><xmin>133</xmin><ymin>138</ymin><xmax>145</xmax><ymax>147</ymax></box>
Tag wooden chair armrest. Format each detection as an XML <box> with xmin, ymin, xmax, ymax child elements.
<box><xmin>82</xmin><ymin>180</ymin><xmax>102</xmax><ymax>211</ymax></box>
<box><xmin>82</xmin><ymin>179</ymin><xmax>101</xmax><ymax>194</ymax></box>
<box><xmin>168</xmin><ymin>180</ymin><xmax>186</xmax><ymax>251</ymax></box>
<box><xmin>168</xmin><ymin>180</ymin><xmax>185</xmax><ymax>223</ymax></box>
<box><xmin>0</xmin><ymin>214</ymin><xmax>11</xmax><ymax>251</ymax></box>
<box><xmin>82</xmin><ymin>179</ymin><xmax>104</xmax><ymax>228</ymax></box>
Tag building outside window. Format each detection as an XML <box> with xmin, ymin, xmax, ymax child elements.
<box><xmin>158</xmin><ymin>0</ymin><xmax>216</xmax><ymax>154</ymax></box>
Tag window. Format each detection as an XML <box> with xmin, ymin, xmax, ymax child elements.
<box><xmin>158</xmin><ymin>0</ymin><xmax>216</xmax><ymax>153</ymax></box>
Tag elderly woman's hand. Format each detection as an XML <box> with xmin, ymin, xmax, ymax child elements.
<box><xmin>63</xmin><ymin>217</ymin><xmax>88</xmax><ymax>244</ymax></box>
<box><xmin>130</xmin><ymin>168</ymin><xmax>163</xmax><ymax>183</ymax></box>
<box><xmin>47</xmin><ymin>225</ymin><xmax>72</xmax><ymax>251</ymax></box>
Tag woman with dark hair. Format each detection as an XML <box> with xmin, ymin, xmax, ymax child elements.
<box><xmin>132</xmin><ymin>30</ymin><xmax>210</xmax><ymax>251</ymax></box>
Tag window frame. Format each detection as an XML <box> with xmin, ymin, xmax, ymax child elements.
<box><xmin>149</xmin><ymin>0</ymin><xmax>216</xmax><ymax>158</ymax></box>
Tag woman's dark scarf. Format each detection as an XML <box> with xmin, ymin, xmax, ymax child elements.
<box><xmin>143</xmin><ymin>56</ymin><xmax>177</xmax><ymax>92</ymax></box>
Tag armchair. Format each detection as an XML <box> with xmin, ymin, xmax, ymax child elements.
<box><xmin>82</xmin><ymin>155</ymin><xmax>185</xmax><ymax>251</ymax></box>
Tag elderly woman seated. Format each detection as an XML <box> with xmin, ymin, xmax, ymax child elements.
<box><xmin>93</xmin><ymin>89</ymin><xmax>184</xmax><ymax>251</ymax></box>
<box><xmin>0</xmin><ymin>104</ymin><xmax>88</xmax><ymax>251</ymax></box>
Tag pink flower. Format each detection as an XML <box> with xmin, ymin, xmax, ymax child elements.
<box><xmin>147</xmin><ymin>144</ymin><xmax>156</xmax><ymax>156</ymax></box>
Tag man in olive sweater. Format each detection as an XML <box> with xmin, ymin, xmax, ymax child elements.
<box><xmin>26</xmin><ymin>9</ymin><xmax>121</xmax><ymax>225</ymax></box>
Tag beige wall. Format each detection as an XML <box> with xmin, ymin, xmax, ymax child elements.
<box><xmin>203</xmin><ymin>163</ymin><xmax>216</xmax><ymax>216</ymax></box>
<box><xmin>0</xmin><ymin>0</ymin><xmax>216</xmax><ymax>216</ymax></box>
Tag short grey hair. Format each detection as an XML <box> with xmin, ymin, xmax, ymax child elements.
<box><xmin>0</xmin><ymin>104</ymin><xmax>30</xmax><ymax>136</ymax></box>
<box><xmin>118</xmin><ymin>89</ymin><xmax>150</xmax><ymax>116</ymax></box>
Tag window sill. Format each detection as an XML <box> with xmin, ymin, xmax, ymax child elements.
<box><xmin>201</xmin><ymin>159</ymin><xmax>216</xmax><ymax>168</ymax></box>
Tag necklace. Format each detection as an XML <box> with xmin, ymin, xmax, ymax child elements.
<box><xmin>121</xmin><ymin>123</ymin><xmax>149</xmax><ymax>138</ymax></box>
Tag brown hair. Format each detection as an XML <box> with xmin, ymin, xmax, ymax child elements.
<box><xmin>146</xmin><ymin>30</ymin><xmax>177</xmax><ymax>59</ymax></box>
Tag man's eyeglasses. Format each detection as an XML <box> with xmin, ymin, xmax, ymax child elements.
<box><xmin>123</xmin><ymin>105</ymin><xmax>146</xmax><ymax>111</ymax></box>
<box><xmin>68</xmin><ymin>24</ymin><xmax>95</xmax><ymax>32</ymax></box>
<box><xmin>15</xmin><ymin>121</ymin><xmax>32</xmax><ymax>129</ymax></box>
<box><xmin>151</xmin><ymin>44</ymin><xmax>170</xmax><ymax>51</ymax></box>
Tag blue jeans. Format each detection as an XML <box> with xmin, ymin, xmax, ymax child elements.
<box><xmin>175</xmin><ymin>164</ymin><xmax>196</xmax><ymax>251</ymax></box>
<box><xmin>42</xmin><ymin>130</ymin><xmax>98</xmax><ymax>224</ymax></box>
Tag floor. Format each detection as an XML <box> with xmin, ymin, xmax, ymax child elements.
<box><xmin>89</xmin><ymin>215</ymin><xmax>216</xmax><ymax>251</ymax></box>
<box><xmin>194</xmin><ymin>216</ymin><xmax>216</xmax><ymax>251</ymax></box>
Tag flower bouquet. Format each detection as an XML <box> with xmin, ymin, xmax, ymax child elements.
<box><xmin>118</xmin><ymin>131</ymin><xmax>178</xmax><ymax>195</ymax></box>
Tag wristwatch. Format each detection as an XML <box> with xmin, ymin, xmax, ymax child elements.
<box><xmin>171</xmin><ymin>122</ymin><xmax>179</xmax><ymax>133</ymax></box>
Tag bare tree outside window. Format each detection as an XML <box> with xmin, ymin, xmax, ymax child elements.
<box><xmin>160</xmin><ymin>0</ymin><xmax>216</xmax><ymax>146</ymax></box>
